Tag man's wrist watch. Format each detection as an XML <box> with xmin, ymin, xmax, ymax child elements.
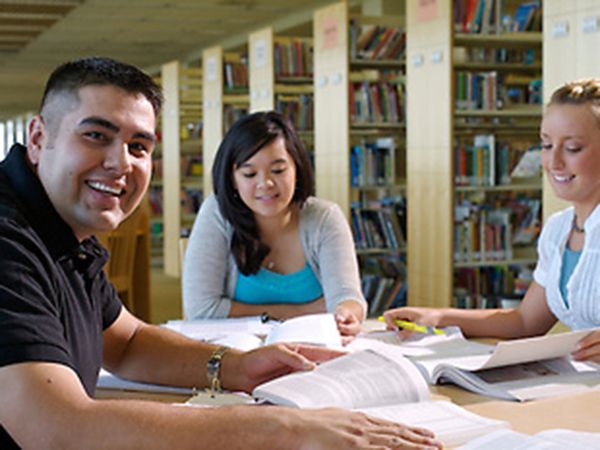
<box><xmin>207</xmin><ymin>346</ymin><xmax>229</xmax><ymax>397</ymax></box>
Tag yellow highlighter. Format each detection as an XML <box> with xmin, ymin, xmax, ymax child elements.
<box><xmin>377</xmin><ymin>316</ymin><xmax>445</xmax><ymax>335</ymax></box>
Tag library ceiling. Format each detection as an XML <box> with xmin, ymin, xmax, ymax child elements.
<box><xmin>0</xmin><ymin>0</ymin><xmax>329</xmax><ymax>120</ymax></box>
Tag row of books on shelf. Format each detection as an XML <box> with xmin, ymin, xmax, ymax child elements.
<box><xmin>148</xmin><ymin>187</ymin><xmax>203</xmax><ymax>216</ymax></box>
<box><xmin>456</xmin><ymin>46</ymin><xmax>539</xmax><ymax>65</ymax></box>
<box><xmin>151</xmin><ymin>156</ymin><xmax>203</xmax><ymax>181</ymax></box>
<box><xmin>275</xmin><ymin>94</ymin><xmax>313</xmax><ymax>131</ymax></box>
<box><xmin>360</xmin><ymin>253</ymin><xmax>407</xmax><ymax>317</ymax></box>
<box><xmin>224</xmin><ymin>58</ymin><xmax>249</xmax><ymax>90</ymax></box>
<box><xmin>453</xmin><ymin>197</ymin><xmax>540</xmax><ymax>262</ymax></box>
<box><xmin>455</xmin><ymin>71</ymin><xmax>542</xmax><ymax>111</ymax></box>
<box><xmin>362</xmin><ymin>276</ymin><xmax>405</xmax><ymax>317</ymax></box>
<box><xmin>350</xmin><ymin>79</ymin><xmax>405</xmax><ymax>124</ymax></box>
<box><xmin>350</xmin><ymin>138</ymin><xmax>396</xmax><ymax>188</ymax></box>
<box><xmin>181</xmin><ymin>188</ymin><xmax>203</xmax><ymax>215</ymax></box>
<box><xmin>274</xmin><ymin>38</ymin><xmax>313</xmax><ymax>78</ymax></box>
<box><xmin>351</xmin><ymin>197</ymin><xmax>406</xmax><ymax>251</ymax></box>
<box><xmin>349</xmin><ymin>22</ymin><xmax>406</xmax><ymax>61</ymax></box>
<box><xmin>453</xmin><ymin>265</ymin><xmax>533</xmax><ymax>309</ymax></box>
<box><xmin>224</xmin><ymin>105</ymin><xmax>248</xmax><ymax>133</ymax></box>
<box><xmin>453</xmin><ymin>0</ymin><xmax>541</xmax><ymax>34</ymax></box>
<box><xmin>454</xmin><ymin>135</ymin><xmax>541</xmax><ymax>187</ymax></box>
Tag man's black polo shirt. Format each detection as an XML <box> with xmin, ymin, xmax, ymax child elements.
<box><xmin>0</xmin><ymin>144</ymin><xmax>122</xmax><ymax>448</ymax></box>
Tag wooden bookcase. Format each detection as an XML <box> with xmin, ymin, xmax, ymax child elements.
<box><xmin>314</xmin><ymin>1</ymin><xmax>407</xmax><ymax>316</ymax></box>
<box><xmin>202</xmin><ymin>45</ymin><xmax>249</xmax><ymax>197</ymax></box>
<box><xmin>406</xmin><ymin>0</ymin><xmax>544</xmax><ymax>308</ymax></box>
<box><xmin>160</xmin><ymin>60</ymin><xmax>203</xmax><ymax>277</ymax></box>
<box><xmin>249</xmin><ymin>26</ymin><xmax>314</xmax><ymax>133</ymax></box>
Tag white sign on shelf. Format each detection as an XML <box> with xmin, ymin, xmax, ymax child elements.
<box><xmin>430</xmin><ymin>50</ymin><xmax>443</xmax><ymax>64</ymax></box>
<box><xmin>552</xmin><ymin>21</ymin><xmax>569</xmax><ymax>38</ymax></box>
<box><xmin>582</xmin><ymin>16</ymin><xmax>599</xmax><ymax>34</ymax></box>
<box><xmin>206</xmin><ymin>57</ymin><xmax>217</xmax><ymax>82</ymax></box>
<box><xmin>254</xmin><ymin>39</ymin><xmax>267</xmax><ymax>69</ymax></box>
<box><xmin>412</xmin><ymin>53</ymin><xmax>424</xmax><ymax>67</ymax></box>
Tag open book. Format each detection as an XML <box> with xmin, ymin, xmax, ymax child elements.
<box><xmin>164</xmin><ymin>313</ymin><xmax>342</xmax><ymax>351</ymax></box>
<box><xmin>457</xmin><ymin>428</ymin><xmax>600</xmax><ymax>450</ymax></box>
<box><xmin>252</xmin><ymin>347</ymin><xmax>508</xmax><ymax>447</ymax></box>
<box><xmin>353</xmin><ymin>327</ymin><xmax>600</xmax><ymax>401</ymax></box>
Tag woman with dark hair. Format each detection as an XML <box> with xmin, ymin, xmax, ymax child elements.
<box><xmin>183</xmin><ymin>111</ymin><xmax>366</xmax><ymax>336</ymax></box>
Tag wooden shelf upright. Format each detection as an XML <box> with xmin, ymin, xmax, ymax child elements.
<box><xmin>161</xmin><ymin>60</ymin><xmax>202</xmax><ymax>277</ymax></box>
<box><xmin>202</xmin><ymin>45</ymin><xmax>249</xmax><ymax>197</ymax></box>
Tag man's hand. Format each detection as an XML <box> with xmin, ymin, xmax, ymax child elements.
<box><xmin>281</xmin><ymin>407</ymin><xmax>442</xmax><ymax>450</ymax></box>
<box><xmin>221</xmin><ymin>344</ymin><xmax>345</xmax><ymax>393</ymax></box>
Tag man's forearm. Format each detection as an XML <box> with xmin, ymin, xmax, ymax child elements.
<box><xmin>47</xmin><ymin>400</ymin><xmax>298</xmax><ymax>450</ymax></box>
<box><xmin>105</xmin><ymin>323</ymin><xmax>241</xmax><ymax>390</ymax></box>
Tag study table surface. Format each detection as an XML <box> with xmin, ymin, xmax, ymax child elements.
<box><xmin>97</xmin><ymin>378</ymin><xmax>600</xmax><ymax>436</ymax></box>
<box><xmin>97</xmin><ymin>318</ymin><xmax>600</xmax><ymax>436</ymax></box>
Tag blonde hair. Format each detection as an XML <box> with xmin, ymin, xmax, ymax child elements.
<box><xmin>549</xmin><ymin>79</ymin><xmax>600</xmax><ymax>123</ymax></box>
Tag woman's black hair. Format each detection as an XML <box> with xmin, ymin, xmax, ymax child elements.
<box><xmin>212</xmin><ymin>110</ymin><xmax>314</xmax><ymax>275</ymax></box>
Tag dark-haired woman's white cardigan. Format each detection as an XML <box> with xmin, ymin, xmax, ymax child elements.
<box><xmin>182</xmin><ymin>194</ymin><xmax>367</xmax><ymax>319</ymax></box>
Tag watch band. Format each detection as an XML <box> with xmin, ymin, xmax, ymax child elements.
<box><xmin>206</xmin><ymin>346</ymin><xmax>229</xmax><ymax>397</ymax></box>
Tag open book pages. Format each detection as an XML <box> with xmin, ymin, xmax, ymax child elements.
<box><xmin>252</xmin><ymin>348</ymin><xmax>508</xmax><ymax>446</ymax></box>
<box><xmin>96</xmin><ymin>369</ymin><xmax>194</xmax><ymax>395</ymax></box>
<box><xmin>456</xmin><ymin>428</ymin><xmax>600</xmax><ymax>450</ymax></box>
<box><xmin>164</xmin><ymin>313</ymin><xmax>342</xmax><ymax>351</ymax></box>
<box><xmin>358</xmin><ymin>401</ymin><xmax>509</xmax><ymax>448</ymax></box>
<box><xmin>348</xmin><ymin>327</ymin><xmax>600</xmax><ymax>401</ymax></box>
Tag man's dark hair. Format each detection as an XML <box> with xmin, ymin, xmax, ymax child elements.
<box><xmin>40</xmin><ymin>56</ymin><xmax>163</xmax><ymax>116</ymax></box>
<box><xmin>212</xmin><ymin>110</ymin><xmax>315</xmax><ymax>275</ymax></box>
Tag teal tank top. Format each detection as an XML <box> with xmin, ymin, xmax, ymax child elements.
<box><xmin>559</xmin><ymin>246</ymin><xmax>582</xmax><ymax>308</ymax></box>
<box><xmin>234</xmin><ymin>263</ymin><xmax>323</xmax><ymax>304</ymax></box>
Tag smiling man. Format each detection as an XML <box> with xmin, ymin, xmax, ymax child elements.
<box><xmin>0</xmin><ymin>57</ymin><xmax>441</xmax><ymax>450</ymax></box>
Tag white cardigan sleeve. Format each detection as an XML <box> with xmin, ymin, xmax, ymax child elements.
<box><xmin>182</xmin><ymin>194</ymin><xmax>233</xmax><ymax>319</ymax></box>
<box><xmin>304</xmin><ymin>199</ymin><xmax>367</xmax><ymax>318</ymax></box>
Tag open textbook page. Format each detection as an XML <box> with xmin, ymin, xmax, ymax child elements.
<box><xmin>349</xmin><ymin>328</ymin><xmax>600</xmax><ymax>401</ymax></box>
<box><xmin>164</xmin><ymin>313</ymin><xmax>342</xmax><ymax>351</ymax></box>
<box><xmin>252</xmin><ymin>348</ymin><xmax>508</xmax><ymax>446</ymax></box>
<box><xmin>456</xmin><ymin>428</ymin><xmax>600</xmax><ymax>450</ymax></box>
<box><xmin>96</xmin><ymin>368</ymin><xmax>194</xmax><ymax>395</ymax></box>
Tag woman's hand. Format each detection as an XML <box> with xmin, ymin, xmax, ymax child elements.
<box><xmin>572</xmin><ymin>330</ymin><xmax>600</xmax><ymax>363</ymax></box>
<box><xmin>383</xmin><ymin>307</ymin><xmax>443</xmax><ymax>339</ymax></box>
<box><xmin>335</xmin><ymin>301</ymin><xmax>364</xmax><ymax>338</ymax></box>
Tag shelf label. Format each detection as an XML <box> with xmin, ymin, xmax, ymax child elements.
<box><xmin>254</xmin><ymin>39</ymin><xmax>267</xmax><ymax>68</ymax></box>
<box><xmin>417</xmin><ymin>0</ymin><xmax>438</xmax><ymax>22</ymax></box>
<box><xmin>582</xmin><ymin>16</ymin><xmax>599</xmax><ymax>34</ymax></box>
<box><xmin>552</xmin><ymin>21</ymin><xmax>569</xmax><ymax>38</ymax></box>
<box><xmin>316</xmin><ymin>75</ymin><xmax>328</xmax><ymax>88</ymax></box>
<box><xmin>411</xmin><ymin>53</ymin><xmax>424</xmax><ymax>67</ymax></box>
<box><xmin>321</xmin><ymin>16</ymin><xmax>339</xmax><ymax>49</ymax></box>
<box><xmin>206</xmin><ymin>57</ymin><xmax>217</xmax><ymax>82</ymax></box>
<box><xmin>430</xmin><ymin>50</ymin><xmax>443</xmax><ymax>64</ymax></box>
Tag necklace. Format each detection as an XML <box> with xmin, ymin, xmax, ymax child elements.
<box><xmin>572</xmin><ymin>214</ymin><xmax>585</xmax><ymax>233</ymax></box>
<box><xmin>266</xmin><ymin>261</ymin><xmax>275</xmax><ymax>270</ymax></box>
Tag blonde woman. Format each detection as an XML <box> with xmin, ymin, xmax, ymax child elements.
<box><xmin>385</xmin><ymin>79</ymin><xmax>600</xmax><ymax>363</ymax></box>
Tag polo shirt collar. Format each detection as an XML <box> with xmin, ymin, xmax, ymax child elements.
<box><xmin>1</xmin><ymin>143</ymin><xmax>81</xmax><ymax>260</ymax></box>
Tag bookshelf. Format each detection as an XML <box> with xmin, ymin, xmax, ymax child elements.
<box><xmin>160</xmin><ymin>60</ymin><xmax>203</xmax><ymax>277</ymax></box>
<box><xmin>406</xmin><ymin>0</ymin><xmax>543</xmax><ymax>309</ymax></box>
<box><xmin>248</xmin><ymin>26</ymin><xmax>314</xmax><ymax>134</ymax></box>
<box><xmin>202</xmin><ymin>45</ymin><xmax>249</xmax><ymax>197</ymax></box>
<box><xmin>314</xmin><ymin>1</ymin><xmax>407</xmax><ymax>316</ymax></box>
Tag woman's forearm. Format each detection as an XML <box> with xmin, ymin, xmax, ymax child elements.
<box><xmin>228</xmin><ymin>297</ymin><xmax>326</xmax><ymax>320</ymax></box>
